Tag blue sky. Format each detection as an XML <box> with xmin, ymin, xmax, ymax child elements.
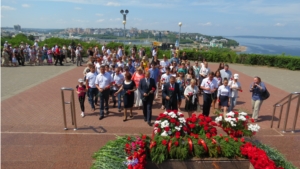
<box><xmin>1</xmin><ymin>0</ymin><xmax>300</xmax><ymax>37</ymax></box>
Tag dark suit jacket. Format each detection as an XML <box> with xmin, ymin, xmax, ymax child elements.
<box><xmin>162</xmin><ymin>83</ymin><xmax>181</xmax><ymax>103</ymax></box>
<box><xmin>138</xmin><ymin>78</ymin><xmax>157</xmax><ymax>101</ymax></box>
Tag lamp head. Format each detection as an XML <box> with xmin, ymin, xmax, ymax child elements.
<box><xmin>120</xmin><ymin>10</ymin><xmax>124</xmax><ymax>14</ymax></box>
<box><xmin>178</xmin><ymin>22</ymin><xmax>182</xmax><ymax>26</ymax></box>
<box><xmin>123</xmin><ymin>20</ymin><xmax>126</xmax><ymax>24</ymax></box>
<box><xmin>125</xmin><ymin>10</ymin><xmax>129</xmax><ymax>14</ymax></box>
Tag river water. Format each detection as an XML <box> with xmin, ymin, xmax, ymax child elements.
<box><xmin>227</xmin><ymin>36</ymin><xmax>300</xmax><ymax>57</ymax></box>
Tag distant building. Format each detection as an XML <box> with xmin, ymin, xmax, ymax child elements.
<box><xmin>14</xmin><ymin>25</ymin><xmax>21</xmax><ymax>31</ymax></box>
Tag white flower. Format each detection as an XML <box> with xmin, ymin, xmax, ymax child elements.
<box><xmin>160</xmin><ymin>120</ymin><xmax>169</xmax><ymax>128</ymax></box>
<box><xmin>230</xmin><ymin>121</ymin><xmax>236</xmax><ymax>127</ymax></box>
<box><xmin>177</xmin><ymin>112</ymin><xmax>183</xmax><ymax>116</ymax></box>
<box><xmin>154</xmin><ymin>120</ymin><xmax>161</xmax><ymax>124</ymax></box>
<box><xmin>226</xmin><ymin>111</ymin><xmax>235</xmax><ymax>117</ymax></box>
<box><xmin>238</xmin><ymin>116</ymin><xmax>247</xmax><ymax>121</ymax></box>
<box><xmin>161</xmin><ymin>131</ymin><xmax>168</xmax><ymax>136</ymax></box>
<box><xmin>178</xmin><ymin>117</ymin><xmax>186</xmax><ymax>123</ymax></box>
<box><xmin>239</xmin><ymin>112</ymin><xmax>248</xmax><ymax>116</ymax></box>
<box><xmin>225</xmin><ymin>117</ymin><xmax>233</xmax><ymax>122</ymax></box>
<box><xmin>163</xmin><ymin>111</ymin><xmax>168</xmax><ymax>115</ymax></box>
<box><xmin>168</xmin><ymin>112</ymin><xmax>174</xmax><ymax>116</ymax></box>
<box><xmin>248</xmin><ymin>124</ymin><xmax>260</xmax><ymax>132</ymax></box>
<box><xmin>215</xmin><ymin>116</ymin><xmax>223</xmax><ymax>122</ymax></box>
<box><xmin>154</xmin><ymin>130</ymin><xmax>158</xmax><ymax>134</ymax></box>
<box><xmin>170</xmin><ymin>113</ymin><xmax>177</xmax><ymax>118</ymax></box>
<box><xmin>175</xmin><ymin>126</ymin><xmax>181</xmax><ymax>131</ymax></box>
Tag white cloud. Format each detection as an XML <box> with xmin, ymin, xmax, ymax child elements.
<box><xmin>95</xmin><ymin>13</ymin><xmax>103</xmax><ymax>17</ymax></box>
<box><xmin>72</xmin><ymin>19</ymin><xmax>89</xmax><ymax>23</ymax></box>
<box><xmin>109</xmin><ymin>18</ymin><xmax>121</xmax><ymax>22</ymax></box>
<box><xmin>105</xmin><ymin>2</ymin><xmax>120</xmax><ymax>6</ymax></box>
<box><xmin>96</xmin><ymin>19</ymin><xmax>105</xmax><ymax>23</ymax></box>
<box><xmin>22</xmin><ymin>4</ymin><xmax>30</xmax><ymax>8</ymax></box>
<box><xmin>74</xmin><ymin>7</ymin><xmax>81</xmax><ymax>10</ymax></box>
<box><xmin>199</xmin><ymin>22</ymin><xmax>212</xmax><ymax>26</ymax></box>
<box><xmin>1</xmin><ymin>5</ymin><xmax>16</xmax><ymax>10</ymax></box>
<box><xmin>134</xmin><ymin>18</ymin><xmax>143</xmax><ymax>21</ymax></box>
<box><xmin>274</xmin><ymin>23</ymin><xmax>285</xmax><ymax>27</ymax></box>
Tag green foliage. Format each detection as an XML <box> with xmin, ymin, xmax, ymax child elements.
<box><xmin>150</xmin><ymin>136</ymin><xmax>170</xmax><ymax>164</ymax></box>
<box><xmin>1</xmin><ymin>34</ymin><xmax>34</xmax><ymax>47</ymax></box>
<box><xmin>252</xmin><ymin>141</ymin><xmax>297</xmax><ymax>169</ymax></box>
<box><xmin>169</xmin><ymin>137</ymin><xmax>189</xmax><ymax>160</ymax></box>
<box><xmin>91</xmin><ymin>136</ymin><xmax>128</xmax><ymax>169</ymax></box>
<box><xmin>28</xmin><ymin>35</ymin><xmax>35</xmax><ymax>41</ymax></box>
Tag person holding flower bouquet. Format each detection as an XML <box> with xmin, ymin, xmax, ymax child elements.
<box><xmin>184</xmin><ymin>79</ymin><xmax>200</xmax><ymax>117</ymax></box>
<box><xmin>162</xmin><ymin>76</ymin><xmax>181</xmax><ymax>111</ymax></box>
<box><xmin>217</xmin><ymin>78</ymin><xmax>231</xmax><ymax>117</ymax></box>
<box><xmin>138</xmin><ymin>71</ymin><xmax>157</xmax><ymax>126</ymax></box>
<box><xmin>228</xmin><ymin>74</ymin><xmax>242</xmax><ymax>111</ymax></box>
<box><xmin>114</xmin><ymin>74</ymin><xmax>136</xmax><ymax>122</ymax></box>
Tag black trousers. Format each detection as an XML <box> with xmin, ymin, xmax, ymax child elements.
<box><xmin>165</xmin><ymin>99</ymin><xmax>178</xmax><ymax>110</ymax></box>
<box><xmin>99</xmin><ymin>89</ymin><xmax>110</xmax><ymax>117</ymax></box>
<box><xmin>142</xmin><ymin>96</ymin><xmax>154</xmax><ymax>123</ymax></box>
<box><xmin>203</xmin><ymin>93</ymin><xmax>213</xmax><ymax>116</ymax></box>
<box><xmin>78</xmin><ymin>96</ymin><xmax>85</xmax><ymax>112</ymax></box>
<box><xmin>54</xmin><ymin>55</ymin><xmax>63</xmax><ymax>65</ymax></box>
<box><xmin>17</xmin><ymin>56</ymin><xmax>25</xmax><ymax>66</ymax></box>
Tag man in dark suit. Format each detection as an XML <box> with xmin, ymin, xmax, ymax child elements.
<box><xmin>138</xmin><ymin>71</ymin><xmax>157</xmax><ymax>126</ymax></box>
<box><xmin>162</xmin><ymin>76</ymin><xmax>181</xmax><ymax>110</ymax></box>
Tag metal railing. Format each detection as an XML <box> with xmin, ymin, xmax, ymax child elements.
<box><xmin>61</xmin><ymin>87</ymin><xmax>77</xmax><ymax>131</ymax></box>
<box><xmin>270</xmin><ymin>92</ymin><xmax>300</xmax><ymax>133</ymax></box>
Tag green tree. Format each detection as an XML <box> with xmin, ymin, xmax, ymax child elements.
<box><xmin>28</xmin><ymin>35</ymin><xmax>35</xmax><ymax>41</ymax></box>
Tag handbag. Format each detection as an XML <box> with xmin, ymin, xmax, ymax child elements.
<box><xmin>261</xmin><ymin>87</ymin><xmax>270</xmax><ymax>100</ymax></box>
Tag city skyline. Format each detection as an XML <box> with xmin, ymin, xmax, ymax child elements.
<box><xmin>1</xmin><ymin>0</ymin><xmax>300</xmax><ymax>37</ymax></box>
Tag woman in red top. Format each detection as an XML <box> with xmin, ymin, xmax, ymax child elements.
<box><xmin>131</xmin><ymin>67</ymin><xmax>145</xmax><ymax>109</ymax></box>
<box><xmin>76</xmin><ymin>78</ymin><xmax>86</xmax><ymax>117</ymax></box>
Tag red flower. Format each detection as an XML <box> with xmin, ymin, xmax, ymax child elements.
<box><xmin>219</xmin><ymin>134</ymin><xmax>223</xmax><ymax>138</ymax></box>
<box><xmin>170</xmin><ymin>118</ymin><xmax>176</xmax><ymax>124</ymax></box>
<box><xmin>179</xmin><ymin>114</ymin><xmax>184</xmax><ymax>117</ymax></box>
<box><xmin>112</xmin><ymin>81</ymin><xmax>115</xmax><ymax>85</ymax></box>
<box><xmin>174</xmin><ymin>141</ymin><xmax>179</xmax><ymax>147</ymax></box>
<box><xmin>239</xmin><ymin>89</ymin><xmax>243</xmax><ymax>92</ymax></box>
<box><xmin>251</xmin><ymin>118</ymin><xmax>255</xmax><ymax>123</ymax></box>
<box><xmin>189</xmin><ymin>123</ymin><xmax>196</xmax><ymax>129</ymax></box>
<box><xmin>127</xmin><ymin>90</ymin><xmax>131</xmax><ymax>95</ymax></box>
<box><xmin>190</xmin><ymin>116</ymin><xmax>197</xmax><ymax>123</ymax></box>
<box><xmin>154</xmin><ymin>123</ymin><xmax>159</xmax><ymax>127</ymax></box>
<box><xmin>175</xmin><ymin>121</ymin><xmax>180</xmax><ymax>126</ymax></box>
<box><xmin>157</xmin><ymin>128</ymin><xmax>161</xmax><ymax>133</ymax></box>
<box><xmin>206</xmin><ymin>133</ymin><xmax>211</xmax><ymax>139</ymax></box>
<box><xmin>175</xmin><ymin>131</ymin><xmax>181</xmax><ymax>139</ymax></box>
<box><xmin>188</xmin><ymin>92</ymin><xmax>192</xmax><ymax>96</ymax></box>
<box><xmin>127</xmin><ymin>136</ymin><xmax>131</xmax><ymax>141</ymax></box>
<box><xmin>203</xmin><ymin>126</ymin><xmax>209</xmax><ymax>131</ymax></box>
<box><xmin>169</xmin><ymin>87</ymin><xmax>174</xmax><ymax>91</ymax></box>
<box><xmin>234</xmin><ymin>138</ymin><xmax>238</xmax><ymax>142</ymax></box>
<box><xmin>152</xmin><ymin>87</ymin><xmax>156</xmax><ymax>92</ymax></box>
<box><xmin>164</xmin><ymin>127</ymin><xmax>170</xmax><ymax>132</ymax></box>
<box><xmin>142</xmin><ymin>135</ymin><xmax>147</xmax><ymax>140</ymax></box>
<box><xmin>162</xmin><ymin>140</ymin><xmax>168</xmax><ymax>146</ymax></box>
<box><xmin>224</xmin><ymin>138</ymin><xmax>229</xmax><ymax>142</ymax></box>
<box><xmin>241</xmin><ymin>138</ymin><xmax>245</xmax><ymax>143</ymax></box>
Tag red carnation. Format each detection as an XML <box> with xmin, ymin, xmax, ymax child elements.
<box><xmin>175</xmin><ymin>131</ymin><xmax>181</xmax><ymax>139</ymax></box>
<box><xmin>162</xmin><ymin>140</ymin><xmax>168</xmax><ymax>145</ymax></box>
<box><xmin>189</xmin><ymin>123</ymin><xmax>196</xmax><ymax>129</ymax></box>
<box><xmin>224</xmin><ymin>138</ymin><xmax>229</xmax><ymax>142</ymax></box>
<box><xmin>204</xmin><ymin>126</ymin><xmax>209</xmax><ymax>131</ymax></box>
<box><xmin>251</xmin><ymin>118</ymin><xmax>255</xmax><ymax>123</ymax></box>
<box><xmin>154</xmin><ymin>123</ymin><xmax>159</xmax><ymax>127</ymax></box>
<box><xmin>152</xmin><ymin>87</ymin><xmax>156</xmax><ymax>91</ymax></box>
<box><xmin>164</xmin><ymin>127</ymin><xmax>170</xmax><ymax>132</ymax></box>
<box><xmin>179</xmin><ymin>114</ymin><xmax>184</xmax><ymax>117</ymax></box>
<box><xmin>127</xmin><ymin>136</ymin><xmax>131</xmax><ymax>141</ymax></box>
<box><xmin>191</xmin><ymin>117</ymin><xmax>197</xmax><ymax>123</ymax></box>
<box><xmin>241</xmin><ymin>138</ymin><xmax>245</xmax><ymax>143</ymax></box>
<box><xmin>157</xmin><ymin>128</ymin><xmax>161</xmax><ymax>133</ymax></box>
<box><xmin>175</xmin><ymin>121</ymin><xmax>180</xmax><ymax>126</ymax></box>
<box><xmin>234</xmin><ymin>138</ymin><xmax>238</xmax><ymax>142</ymax></box>
<box><xmin>142</xmin><ymin>135</ymin><xmax>147</xmax><ymax>140</ymax></box>
<box><xmin>170</xmin><ymin>118</ymin><xmax>176</xmax><ymax>123</ymax></box>
<box><xmin>206</xmin><ymin>133</ymin><xmax>211</xmax><ymax>139</ymax></box>
<box><xmin>174</xmin><ymin>141</ymin><xmax>179</xmax><ymax>147</ymax></box>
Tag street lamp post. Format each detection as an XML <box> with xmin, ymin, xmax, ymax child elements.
<box><xmin>123</xmin><ymin>20</ymin><xmax>126</xmax><ymax>38</ymax></box>
<box><xmin>170</xmin><ymin>45</ymin><xmax>173</xmax><ymax>59</ymax></box>
<box><xmin>120</xmin><ymin>9</ymin><xmax>129</xmax><ymax>39</ymax></box>
<box><xmin>178</xmin><ymin>22</ymin><xmax>182</xmax><ymax>48</ymax></box>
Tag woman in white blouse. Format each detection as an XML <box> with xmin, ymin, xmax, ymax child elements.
<box><xmin>217</xmin><ymin>78</ymin><xmax>231</xmax><ymax>117</ymax></box>
<box><xmin>184</xmin><ymin>79</ymin><xmax>200</xmax><ymax>117</ymax></box>
<box><xmin>199</xmin><ymin>61</ymin><xmax>210</xmax><ymax>90</ymax></box>
<box><xmin>228</xmin><ymin>74</ymin><xmax>242</xmax><ymax>111</ymax></box>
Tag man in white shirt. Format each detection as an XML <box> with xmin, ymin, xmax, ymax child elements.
<box><xmin>160</xmin><ymin>67</ymin><xmax>171</xmax><ymax>109</ymax></box>
<box><xmin>111</xmin><ymin>67</ymin><xmax>125</xmax><ymax>112</ymax></box>
<box><xmin>200</xmin><ymin>72</ymin><xmax>218</xmax><ymax>116</ymax></box>
<box><xmin>75</xmin><ymin>47</ymin><xmax>82</xmax><ymax>66</ymax></box>
<box><xmin>152</xmin><ymin>47</ymin><xmax>157</xmax><ymax>58</ymax></box>
<box><xmin>95</xmin><ymin>65</ymin><xmax>112</xmax><ymax>120</ymax></box>
<box><xmin>160</xmin><ymin>55</ymin><xmax>170</xmax><ymax>74</ymax></box>
<box><xmin>117</xmin><ymin>46</ymin><xmax>123</xmax><ymax>59</ymax></box>
<box><xmin>101</xmin><ymin>44</ymin><xmax>106</xmax><ymax>53</ymax></box>
<box><xmin>220</xmin><ymin>64</ymin><xmax>232</xmax><ymax>81</ymax></box>
<box><xmin>85</xmin><ymin>65</ymin><xmax>99</xmax><ymax>113</ymax></box>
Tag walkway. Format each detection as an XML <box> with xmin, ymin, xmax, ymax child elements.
<box><xmin>1</xmin><ymin>62</ymin><xmax>300</xmax><ymax>168</ymax></box>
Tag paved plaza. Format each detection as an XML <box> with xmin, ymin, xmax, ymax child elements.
<box><xmin>1</xmin><ymin>62</ymin><xmax>300</xmax><ymax>168</ymax></box>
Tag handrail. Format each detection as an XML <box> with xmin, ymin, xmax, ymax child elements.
<box><xmin>271</xmin><ymin>92</ymin><xmax>300</xmax><ymax>133</ymax></box>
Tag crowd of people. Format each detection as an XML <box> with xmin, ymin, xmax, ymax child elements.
<box><xmin>75</xmin><ymin>44</ymin><xmax>267</xmax><ymax>125</ymax></box>
<box><xmin>1</xmin><ymin>40</ymin><xmax>86</xmax><ymax>67</ymax></box>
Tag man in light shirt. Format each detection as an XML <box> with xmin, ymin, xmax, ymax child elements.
<box><xmin>160</xmin><ymin>67</ymin><xmax>171</xmax><ymax>109</ymax></box>
<box><xmin>160</xmin><ymin>55</ymin><xmax>170</xmax><ymax>74</ymax></box>
<box><xmin>220</xmin><ymin>64</ymin><xmax>232</xmax><ymax>81</ymax></box>
<box><xmin>85</xmin><ymin>65</ymin><xmax>98</xmax><ymax>113</ymax></box>
<box><xmin>111</xmin><ymin>67</ymin><xmax>125</xmax><ymax>112</ymax></box>
<box><xmin>200</xmin><ymin>72</ymin><xmax>218</xmax><ymax>116</ymax></box>
<box><xmin>117</xmin><ymin>46</ymin><xmax>123</xmax><ymax>59</ymax></box>
<box><xmin>95</xmin><ymin>65</ymin><xmax>112</xmax><ymax>120</ymax></box>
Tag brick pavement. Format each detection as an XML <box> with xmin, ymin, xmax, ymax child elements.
<box><xmin>1</xmin><ymin>62</ymin><xmax>300</xmax><ymax>168</ymax></box>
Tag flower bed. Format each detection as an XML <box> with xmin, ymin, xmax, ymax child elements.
<box><xmin>91</xmin><ymin>111</ymin><xmax>296</xmax><ymax>169</ymax></box>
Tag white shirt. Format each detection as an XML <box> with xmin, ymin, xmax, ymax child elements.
<box><xmin>106</xmin><ymin>49</ymin><xmax>111</xmax><ymax>55</ymax></box>
<box><xmin>117</xmin><ymin>61</ymin><xmax>124</xmax><ymax>68</ymax></box>
<box><xmin>161</xmin><ymin>73</ymin><xmax>171</xmax><ymax>89</ymax></box>
<box><xmin>200</xmin><ymin>67</ymin><xmax>210</xmax><ymax>77</ymax></box>
<box><xmin>228</xmin><ymin>80</ymin><xmax>241</xmax><ymax>98</ymax></box>
<box><xmin>184</xmin><ymin>85</ymin><xmax>199</xmax><ymax>104</ymax></box>
<box><xmin>152</xmin><ymin>50</ymin><xmax>157</xmax><ymax>57</ymax></box>
<box><xmin>117</xmin><ymin>49</ymin><xmax>123</xmax><ymax>58</ymax></box>
<box><xmin>111</xmin><ymin>73</ymin><xmax>124</xmax><ymax>90</ymax></box>
<box><xmin>217</xmin><ymin>85</ymin><xmax>231</xmax><ymax>97</ymax></box>
<box><xmin>95</xmin><ymin>72</ymin><xmax>112</xmax><ymax>89</ymax></box>
<box><xmin>86</xmin><ymin>72</ymin><xmax>97</xmax><ymax>88</ymax></box>
<box><xmin>75</xmin><ymin>49</ymin><xmax>80</xmax><ymax>56</ymax></box>
<box><xmin>95</xmin><ymin>62</ymin><xmax>101</xmax><ymax>74</ymax></box>
<box><xmin>214</xmin><ymin>77</ymin><xmax>222</xmax><ymax>86</ymax></box>
<box><xmin>160</xmin><ymin>60</ymin><xmax>170</xmax><ymax>73</ymax></box>
<box><xmin>201</xmin><ymin>77</ymin><xmax>218</xmax><ymax>94</ymax></box>
<box><xmin>102</xmin><ymin>45</ymin><xmax>105</xmax><ymax>52</ymax></box>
